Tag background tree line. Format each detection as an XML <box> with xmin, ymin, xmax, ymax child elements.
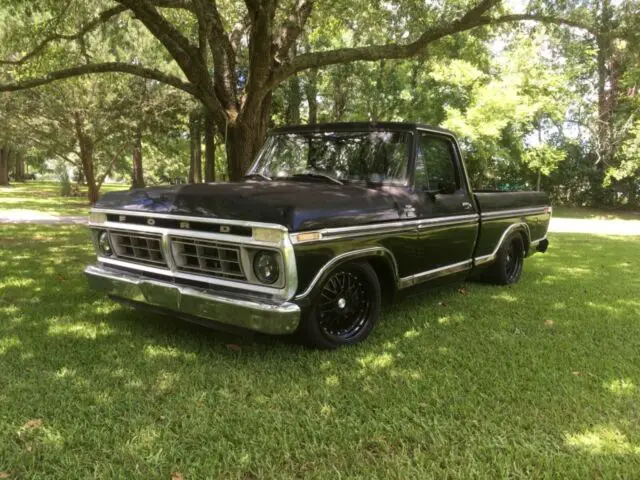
<box><xmin>0</xmin><ymin>0</ymin><xmax>638</xmax><ymax>207</ymax></box>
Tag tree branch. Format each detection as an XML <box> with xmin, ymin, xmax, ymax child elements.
<box><xmin>1</xmin><ymin>5</ymin><xmax>128</xmax><ymax>66</ymax></box>
<box><xmin>0</xmin><ymin>0</ymin><xmax>196</xmax><ymax>67</ymax></box>
<box><xmin>230</xmin><ymin>14</ymin><xmax>251</xmax><ymax>52</ymax></box>
<box><xmin>275</xmin><ymin>0</ymin><xmax>315</xmax><ymax>63</ymax></box>
<box><xmin>115</xmin><ymin>0</ymin><xmax>206</xmax><ymax>84</ymax></box>
<box><xmin>272</xmin><ymin>1</ymin><xmax>601</xmax><ymax>88</ymax></box>
<box><xmin>270</xmin><ymin>0</ymin><xmax>499</xmax><ymax>86</ymax></box>
<box><xmin>97</xmin><ymin>141</ymin><xmax>131</xmax><ymax>188</ymax></box>
<box><xmin>243</xmin><ymin>0</ymin><xmax>278</xmax><ymax>116</ymax></box>
<box><xmin>0</xmin><ymin>63</ymin><xmax>198</xmax><ymax>96</ymax></box>
<box><xmin>192</xmin><ymin>0</ymin><xmax>239</xmax><ymax>113</ymax></box>
<box><xmin>488</xmin><ymin>13</ymin><xmax>598</xmax><ymax>36</ymax></box>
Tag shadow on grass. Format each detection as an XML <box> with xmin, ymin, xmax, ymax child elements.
<box><xmin>1</xmin><ymin>226</ymin><xmax>639</xmax><ymax>478</ymax></box>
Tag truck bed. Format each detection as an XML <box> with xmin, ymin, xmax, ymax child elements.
<box><xmin>473</xmin><ymin>190</ymin><xmax>550</xmax><ymax>213</ymax></box>
<box><xmin>472</xmin><ymin>190</ymin><xmax>551</xmax><ymax>262</ymax></box>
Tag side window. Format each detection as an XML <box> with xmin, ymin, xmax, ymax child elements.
<box><xmin>415</xmin><ymin>135</ymin><xmax>460</xmax><ymax>192</ymax></box>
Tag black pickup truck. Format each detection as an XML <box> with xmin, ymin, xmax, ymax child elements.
<box><xmin>85</xmin><ymin>122</ymin><xmax>551</xmax><ymax>348</ymax></box>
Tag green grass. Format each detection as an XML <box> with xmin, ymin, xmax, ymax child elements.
<box><xmin>1</xmin><ymin>224</ymin><xmax>639</xmax><ymax>478</ymax></box>
<box><xmin>0</xmin><ymin>182</ymin><xmax>125</xmax><ymax>217</ymax></box>
<box><xmin>553</xmin><ymin>205</ymin><xmax>640</xmax><ymax>221</ymax></box>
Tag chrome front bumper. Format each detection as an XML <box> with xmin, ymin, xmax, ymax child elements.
<box><xmin>84</xmin><ymin>265</ymin><xmax>301</xmax><ymax>335</ymax></box>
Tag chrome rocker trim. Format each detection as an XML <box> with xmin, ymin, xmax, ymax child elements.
<box><xmin>398</xmin><ymin>260</ymin><xmax>472</xmax><ymax>289</ymax></box>
<box><xmin>84</xmin><ymin>265</ymin><xmax>301</xmax><ymax>335</ymax></box>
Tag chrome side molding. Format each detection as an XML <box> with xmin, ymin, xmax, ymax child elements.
<box><xmin>291</xmin><ymin>213</ymin><xmax>479</xmax><ymax>244</ymax></box>
<box><xmin>480</xmin><ymin>207</ymin><xmax>549</xmax><ymax>220</ymax></box>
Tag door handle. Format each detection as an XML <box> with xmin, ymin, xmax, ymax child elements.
<box><xmin>404</xmin><ymin>205</ymin><xmax>416</xmax><ymax>215</ymax></box>
<box><xmin>461</xmin><ymin>201</ymin><xmax>473</xmax><ymax>210</ymax></box>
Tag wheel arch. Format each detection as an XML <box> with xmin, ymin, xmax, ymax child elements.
<box><xmin>513</xmin><ymin>223</ymin><xmax>531</xmax><ymax>254</ymax></box>
<box><xmin>294</xmin><ymin>247</ymin><xmax>399</xmax><ymax>303</ymax></box>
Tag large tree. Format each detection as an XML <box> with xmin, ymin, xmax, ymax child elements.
<box><xmin>1</xmin><ymin>0</ymin><xmax>610</xmax><ymax>181</ymax></box>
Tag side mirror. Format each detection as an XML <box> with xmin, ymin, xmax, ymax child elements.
<box><xmin>438</xmin><ymin>181</ymin><xmax>458</xmax><ymax>195</ymax></box>
<box><xmin>421</xmin><ymin>181</ymin><xmax>457</xmax><ymax>199</ymax></box>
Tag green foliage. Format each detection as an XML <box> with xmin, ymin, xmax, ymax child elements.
<box><xmin>1</xmin><ymin>0</ymin><xmax>639</xmax><ymax>205</ymax></box>
<box><xmin>523</xmin><ymin>144</ymin><xmax>565</xmax><ymax>176</ymax></box>
<box><xmin>56</xmin><ymin>162</ymin><xmax>71</xmax><ymax>197</ymax></box>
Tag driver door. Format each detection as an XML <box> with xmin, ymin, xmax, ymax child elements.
<box><xmin>411</xmin><ymin>133</ymin><xmax>478</xmax><ymax>276</ymax></box>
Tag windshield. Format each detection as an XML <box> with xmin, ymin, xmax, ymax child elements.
<box><xmin>248</xmin><ymin>130</ymin><xmax>411</xmax><ymax>184</ymax></box>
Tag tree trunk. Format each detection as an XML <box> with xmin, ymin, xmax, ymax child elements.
<box><xmin>285</xmin><ymin>74</ymin><xmax>301</xmax><ymax>125</ymax></box>
<box><xmin>536</xmin><ymin>170</ymin><xmax>541</xmax><ymax>192</ymax></box>
<box><xmin>14</xmin><ymin>153</ymin><xmax>25</xmax><ymax>182</ymax></box>
<box><xmin>305</xmin><ymin>68</ymin><xmax>318</xmax><ymax>125</ymax></box>
<box><xmin>0</xmin><ymin>146</ymin><xmax>9</xmax><ymax>185</ymax></box>
<box><xmin>189</xmin><ymin>110</ymin><xmax>202</xmax><ymax>183</ymax></box>
<box><xmin>371</xmin><ymin>59</ymin><xmax>386</xmax><ymax>121</ymax></box>
<box><xmin>332</xmin><ymin>69</ymin><xmax>348</xmax><ymax>121</ymax></box>
<box><xmin>74</xmin><ymin>111</ymin><xmax>99</xmax><ymax>204</ymax></box>
<box><xmin>132</xmin><ymin>127</ymin><xmax>145</xmax><ymax>189</ymax></box>
<box><xmin>225</xmin><ymin>97</ymin><xmax>272</xmax><ymax>181</ymax></box>
<box><xmin>596</xmin><ymin>0</ymin><xmax>613</xmax><ymax>168</ymax></box>
<box><xmin>203</xmin><ymin>109</ymin><xmax>216</xmax><ymax>183</ymax></box>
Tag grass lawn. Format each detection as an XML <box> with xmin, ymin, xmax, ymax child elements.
<box><xmin>1</xmin><ymin>222</ymin><xmax>639</xmax><ymax>478</ymax></box>
<box><xmin>0</xmin><ymin>182</ymin><xmax>126</xmax><ymax>217</ymax></box>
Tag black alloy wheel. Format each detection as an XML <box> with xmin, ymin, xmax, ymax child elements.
<box><xmin>482</xmin><ymin>233</ymin><xmax>525</xmax><ymax>285</ymax></box>
<box><xmin>298</xmin><ymin>262</ymin><xmax>381</xmax><ymax>349</ymax></box>
<box><xmin>504</xmin><ymin>238</ymin><xmax>523</xmax><ymax>283</ymax></box>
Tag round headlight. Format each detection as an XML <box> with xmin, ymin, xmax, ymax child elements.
<box><xmin>98</xmin><ymin>231</ymin><xmax>112</xmax><ymax>256</ymax></box>
<box><xmin>253</xmin><ymin>251</ymin><xmax>280</xmax><ymax>285</ymax></box>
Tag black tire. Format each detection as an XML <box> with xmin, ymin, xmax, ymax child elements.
<box><xmin>482</xmin><ymin>234</ymin><xmax>525</xmax><ymax>285</ymax></box>
<box><xmin>297</xmin><ymin>262</ymin><xmax>381</xmax><ymax>349</ymax></box>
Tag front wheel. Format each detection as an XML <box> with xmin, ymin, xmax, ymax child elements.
<box><xmin>482</xmin><ymin>234</ymin><xmax>525</xmax><ymax>285</ymax></box>
<box><xmin>297</xmin><ymin>262</ymin><xmax>381</xmax><ymax>349</ymax></box>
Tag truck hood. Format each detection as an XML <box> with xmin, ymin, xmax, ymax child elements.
<box><xmin>94</xmin><ymin>181</ymin><xmax>406</xmax><ymax>231</ymax></box>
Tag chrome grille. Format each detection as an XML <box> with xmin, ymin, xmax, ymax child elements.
<box><xmin>109</xmin><ymin>231</ymin><xmax>166</xmax><ymax>266</ymax></box>
<box><xmin>170</xmin><ymin>237</ymin><xmax>246</xmax><ymax>280</ymax></box>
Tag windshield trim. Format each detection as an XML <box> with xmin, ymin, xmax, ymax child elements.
<box><xmin>247</xmin><ymin>129</ymin><xmax>414</xmax><ymax>187</ymax></box>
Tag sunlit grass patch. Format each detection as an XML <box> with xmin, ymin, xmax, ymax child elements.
<box><xmin>565</xmin><ymin>427</ymin><xmax>640</xmax><ymax>455</ymax></box>
<box><xmin>0</xmin><ymin>225</ymin><xmax>639</xmax><ymax>478</ymax></box>
<box><xmin>0</xmin><ymin>181</ymin><xmax>125</xmax><ymax>216</ymax></box>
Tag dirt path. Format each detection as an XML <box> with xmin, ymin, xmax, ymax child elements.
<box><xmin>549</xmin><ymin>217</ymin><xmax>640</xmax><ymax>236</ymax></box>
<box><xmin>0</xmin><ymin>210</ymin><xmax>87</xmax><ymax>225</ymax></box>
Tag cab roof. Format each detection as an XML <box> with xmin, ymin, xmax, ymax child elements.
<box><xmin>270</xmin><ymin>121</ymin><xmax>455</xmax><ymax>137</ymax></box>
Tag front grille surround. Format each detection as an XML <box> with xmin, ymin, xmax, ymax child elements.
<box><xmin>92</xmin><ymin>228</ymin><xmax>284</xmax><ymax>289</ymax></box>
<box><xmin>169</xmin><ymin>236</ymin><xmax>246</xmax><ymax>280</ymax></box>
<box><xmin>89</xmin><ymin>208</ymin><xmax>298</xmax><ymax>300</ymax></box>
<box><xmin>109</xmin><ymin>231</ymin><xmax>166</xmax><ymax>266</ymax></box>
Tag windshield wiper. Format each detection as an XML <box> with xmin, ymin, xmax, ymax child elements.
<box><xmin>243</xmin><ymin>173</ymin><xmax>271</xmax><ymax>181</ymax></box>
<box><xmin>291</xmin><ymin>173</ymin><xmax>344</xmax><ymax>185</ymax></box>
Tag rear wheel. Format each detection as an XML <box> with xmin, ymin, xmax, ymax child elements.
<box><xmin>298</xmin><ymin>262</ymin><xmax>381</xmax><ymax>349</ymax></box>
<box><xmin>482</xmin><ymin>234</ymin><xmax>525</xmax><ymax>285</ymax></box>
